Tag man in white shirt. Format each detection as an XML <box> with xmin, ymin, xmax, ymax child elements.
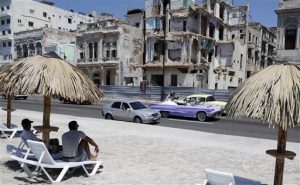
<box><xmin>62</xmin><ymin>121</ymin><xmax>99</xmax><ymax>162</ymax></box>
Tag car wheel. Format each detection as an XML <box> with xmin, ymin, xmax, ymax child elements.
<box><xmin>197</xmin><ymin>111</ymin><xmax>207</xmax><ymax>122</ymax></box>
<box><xmin>105</xmin><ymin>114</ymin><xmax>113</xmax><ymax>120</ymax></box>
<box><xmin>133</xmin><ymin>116</ymin><xmax>143</xmax><ymax>123</ymax></box>
<box><xmin>24</xmin><ymin>97</ymin><xmax>27</xmax><ymax>100</ymax></box>
<box><xmin>160</xmin><ymin>111</ymin><xmax>169</xmax><ymax>118</ymax></box>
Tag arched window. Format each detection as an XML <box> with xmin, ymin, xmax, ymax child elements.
<box><xmin>285</xmin><ymin>25</ymin><xmax>297</xmax><ymax>50</ymax></box>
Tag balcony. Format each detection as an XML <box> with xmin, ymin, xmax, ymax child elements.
<box><xmin>248</xmin><ymin>42</ymin><xmax>255</xmax><ymax>49</ymax></box>
<box><xmin>0</xmin><ymin>10</ymin><xmax>12</xmax><ymax>17</ymax></box>
<box><xmin>0</xmin><ymin>34</ymin><xmax>13</xmax><ymax>41</ymax></box>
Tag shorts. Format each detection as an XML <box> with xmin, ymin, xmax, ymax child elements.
<box><xmin>62</xmin><ymin>147</ymin><xmax>83</xmax><ymax>162</ymax></box>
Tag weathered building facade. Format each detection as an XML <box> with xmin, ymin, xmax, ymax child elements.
<box><xmin>14</xmin><ymin>28</ymin><xmax>77</xmax><ymax>64</ymax></box>
<box><xmin>144</xmin><ymin>0</ymin><xmax>250</xmax><ymax>90</ymax></box>
<box><xmin>76</xmin><ymin>12</ymin><xmax>144</xmax><ymax>86</ymax></box>
<box><xmin>275</xmin><ymin>0</ymin><xmax>300</xmax><ymax>62</ymax></box>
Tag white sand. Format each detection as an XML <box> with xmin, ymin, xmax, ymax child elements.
<box><xmin>0</xmin><ymin>109</ymin><xmax>299</xmax><ymax>185</ymax></box>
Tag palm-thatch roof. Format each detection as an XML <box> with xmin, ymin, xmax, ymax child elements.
<box><xmin>0</xmin><ymin>54</ymin><xmax>104</xmax><ymax>103</ymax></box>
<box><xmin>226</xmin><ymin>63</ymin><xmax>300</xmax><ymax>131</ymax></box>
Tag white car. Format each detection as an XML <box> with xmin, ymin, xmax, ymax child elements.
<box><xmin>102</xmin><ymin>100</ymin><xmax>161</xmax><ymax>124</ymax></box>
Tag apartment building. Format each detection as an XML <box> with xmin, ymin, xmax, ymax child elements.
<box><xmin>275</xmin><ymin>0</ymin><xmax>300</xmax><ymax>62</ymax></box>
<box><xmin>247</xmin><ymin>22</ymin><xmax>276</xmax><ymax>78</ymax></box>
<box><xmin>144</xmin><ymin>0</ymin><xmax>250</xmax><ymax>90</ymax></box>
<box><xmin>76</xmin><ymin>11</ymin><xmax>144</xmax><ymax>86</ymax></box>
<box><xmin>0</xmin><ymin>0</ymin><xmax>93</xmax><ymax>64</ymax></box>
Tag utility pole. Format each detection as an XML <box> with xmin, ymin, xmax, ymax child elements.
<box><xmin>161</xmin><ymin>0</ymin><xmax>170</xmax><ymax>101</ymax></box>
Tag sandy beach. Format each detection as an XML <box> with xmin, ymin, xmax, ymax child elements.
<box><xmin>0</xmin><ymin>108</ymin><xmax>299</xmax><ymax>184</ymax></box>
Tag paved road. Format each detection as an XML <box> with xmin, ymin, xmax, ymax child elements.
<box><xmin>1</xmin><ymin>97</ymin><xmax>299</xmax><ymax>143</ymax></box>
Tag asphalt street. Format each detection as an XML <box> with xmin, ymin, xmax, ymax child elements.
<box><xmin>0</xmin><ymin>96</ymin><xmax>299</xmax><ymax>143</ymax></box>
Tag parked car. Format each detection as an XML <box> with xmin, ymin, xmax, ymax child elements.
<box><xmin>102</xmin><ymin>100</ymin><xmax>161</xmax><ymax>123</ymax></box>
<box><xmin>59</xmin><ymin>97</ymin><xmax>92</xmax><ymax>105</ymax></box>
<box><xmin>1</xmin><ymin>93</ymin><xmax>28</xmax><ymax>100</ymax></box>
<box><xmin>175</xmin><ymin>94</ymin><xmax>227</xmax><ymax>113</ymax></box>
<box><xmin>150</xmin><ymin>101</ymin><xmax>222</xmax><ymax>122</ymax></box>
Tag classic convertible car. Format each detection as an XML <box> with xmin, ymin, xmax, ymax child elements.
<box><xmin>150</xmin><ymin>101</ymin><xmax>222</xmax><ymax>122</ymax></box>
<box><xmin>175</xmin><ymin>94</ymin><xmax>227</xmax><ymax>114</ymax></box>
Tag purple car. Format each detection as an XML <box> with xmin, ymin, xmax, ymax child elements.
<box><xmin>150</xmin><ymin>101</ymin><xmax>222</xmax><ymax>122</ymax></box>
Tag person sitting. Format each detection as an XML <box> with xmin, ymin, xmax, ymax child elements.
<box><xmin>62</xmin><ymin>121</ymin><xmax>99</xmax><ymax>162</ymax></box>
<box><xmin>20</xmin><ymin>118</ymin><xmax>41</xmax><ymax>142</ymax></box>
<box><xmin>20</xmin><ymin>118</ymin><xmax>61</xmax><ymax>153</ymax></box>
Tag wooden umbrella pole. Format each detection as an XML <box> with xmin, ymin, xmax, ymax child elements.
<box><xmin>6</xmin><ymin>95</ymin><xmax>12</xmax><ymax>128</ymax></box>
<box><xmin>43</xmin><ymin>95</ymin><xmax>51</xmax><ymax>147</ymax></box>
<box><xmin>274</xmin><ymin>126</ymin><xmax>287</xmax><ymax>185</ymax></box>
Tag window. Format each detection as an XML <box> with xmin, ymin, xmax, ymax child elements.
<box><xmin>2</xmin><ymin>42</ymin><xmax>6</xmax><ymax>47</ymax></box>
<box><xmin>29</xmin><ymin>9</ymin><xmax>34</xmax><ymax>14</ymax></box>
<box><xmin>28</xmin><ymin>21</ymin><xmax>34</xmax><ymax>27</ymax></box>
<box><xmin>1</xmin><ymin>20</ymin><xmax>4</xmax><ymax>25</ymax></box>
<box><xmin>45</xmin><ymin>24</ymin><xmax>48</xmax><ymax>28</ymax></box>
<box><xmin>121</xmin><ymin>103</ymin><xmax>130</xmax><ymax>110</ymax></box>
<box><xmin>68</xmin><ymin>18</ymin><xmax>72</xmax><ymax>24</ymax></box>
<box><xmin>6</xmin><ymin>19</ymin><xmax>10</xmax><ymax>24</ymax></box>
<box><xmin>8</xmin><ymin>42</ymin><xmax>11</xmax><ymax>47</ymax></box>
<box><xmin>6</xmin><ymin>5</ymin><xmax>10</xmax><ymax>10</ymax></box>
<box><xmin>111</xmin><ymin>102</ymin><xmax>121</xmax><ymax>109</ymax></box>
<box><xmin>43</xmin><ymin>12</ymin><xmax>47</xmax><ymax>18</ymax></box>
<box><xmin>58</xmin><ymin>27</ymin><xmax>61</xmax><ymax>30</ymax></box>
<box><xmin>80</xmin><ymin>52</ymin><xmax>84</xmax><ymax>59</ymax></box>
<box><xmin>2</xmin><ymin>31</ymin><xmax>5</xmax><ymax>35</ymax></box>
<box><xmin>248</xmin><ymin>33</ymin><xmax>251</xmax><ymax>42</ymax></box>
<box><xmin>18</xmin><ymin>19</ymin><xmax>22</xmax><ymax>23</ymax></box>
<box><xmin>1</xmin><ymin>7</ymin><xmax>4</xmax><ymax>11</ymax></box>
<box><xmin>111</xmin><ymin>50</ymin><xmax>117</xmax><ymax>57</ymax></box>
<box><xmin>285</xmin><ymin>25</ymin><xmax>297</xmax><ymax>50</ymax></box>
<box><xmin>106</xmin><ymin>50</ymin><xmax>110</xmax><ymax>58</ymax></box>
<box><xmin>240</xmin><ymin>54</ymin><xmax>243</xmax><ymax>69</ymax></box>
<box><xmin>8</xmin><ymin>30</ymin><xmax>11</xmax><ymax>34</ymax></box>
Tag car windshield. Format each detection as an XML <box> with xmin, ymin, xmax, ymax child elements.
<box><xmin>129</xmin><ymin>101</ymin><xmax>147</xmax><ymax>110</ymax></box>
<box><xmin>206</xmin><ymin>96</ymin><xmax>216</xmax><ymax>102</ymax></box>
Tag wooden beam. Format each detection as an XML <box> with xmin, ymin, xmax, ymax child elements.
<box><xmin>273</xmin><ymin>126</ymin><xmax>287</xmax><ymax>185</ymax></box>
<box><xmin>6</xmin><ymin>95</ymin><xmax>12</xmax><ymax>128</ymax></box>
<box><xmin>42</xmin><ymin>95</ymin><xmax>51</xmax><ymax>147</ymax></box>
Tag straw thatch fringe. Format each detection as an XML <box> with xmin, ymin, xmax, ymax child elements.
<box><xmin>0</xmin><ymin>55</ymin><xmax>104</xmax><ymax>103</ymax></box>
<box><xmin>226</xmin><ymin>64</ymin><xmax>300</xmax><ymax>130</ymax></box>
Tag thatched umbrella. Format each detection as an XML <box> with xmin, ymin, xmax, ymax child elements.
<box><xmin>0</xmin><ymin>53</ymin><xmax>104</xmax><ymax>146</ymax></box>
<box><xmin>226</xmin><ymin>62</ymin><xmax>299</xmax><ymax>185</ymax></box>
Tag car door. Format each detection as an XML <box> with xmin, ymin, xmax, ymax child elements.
<box><xmin>110</xmin><ymin>102</ymin><xmax>122</xmax><ymax>120</ymax></box>
<box><xmin>119</xmin><ymin>102</ymin><xmax>132</xmax><ymax>121</ymax></box>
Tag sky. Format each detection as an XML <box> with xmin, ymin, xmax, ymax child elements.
<box><xmin>48</xmin><ymin>0</ymin><xmax>278</xmax><ymax>27</ymax></box>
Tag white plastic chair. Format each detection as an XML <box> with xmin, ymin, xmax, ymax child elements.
<box><xmin>0</xmin><ymin>123</ymin><xmax>22</xmax><ymax>138</ymax></box>
<box><xmin>203</xmin><ymin>169</ymin><xmax>261</xmax><ymax>185</ymax></box>
<box><xmin>203</xmin><ymin>169</ymin><xmax>235</xmax><ymax>185</ymax></box>
<box><xmin>10</xmin><ymin>140</ymin><xmax>103</xmax><ymax>183</ymax></box>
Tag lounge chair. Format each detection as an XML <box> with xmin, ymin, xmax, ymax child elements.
<box><xmin>10</xmin><ymin>140</ymin><xmax>102</xmax><ymax>183</ymax></box>
<box><xmin>203</xmin><ymin>169</ymin><xmax>261</xmax><ymax>185</ymax></box>
<box><xmin>0</xmin><ymin>123</ymin><xmax>23</xmax><ymax>138</ymax></box>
